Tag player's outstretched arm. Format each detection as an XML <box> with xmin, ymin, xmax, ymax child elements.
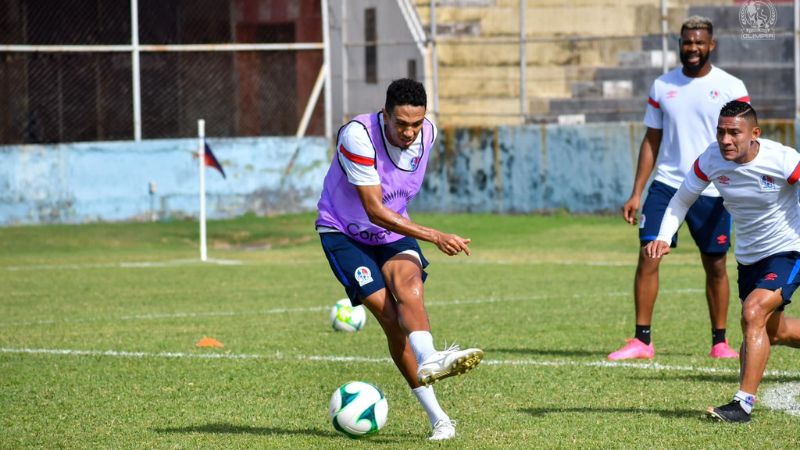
<box><xmin>623</xmin><ymin>127</ymin><xmax>663</xmax><ymax>225</ymax></box>
<box><xmin>355</xmin><ymin>184</ymin><xmax>471</xmax><ymax>256</ymax></box>
<box><xmin>649</xmin><ymin>182</ymin><xmax>701</xmax><ymax>258</ymax></box>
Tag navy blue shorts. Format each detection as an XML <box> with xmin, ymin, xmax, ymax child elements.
<box><xmin>738</xmin><ymin>251</ymin><xmax>800</xmax><ymax>312</ymax></box>
<box><xmin>639</xmin><ymin>180</ymin><xmax>731</xmax><ymax>253</ymax></box>
<box><xmin>319</xmin><ymin>233</ymin><xmax>429</xmax><ymax>306</ymax></box>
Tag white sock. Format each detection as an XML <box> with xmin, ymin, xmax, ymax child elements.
<box><xmin>734</xmin><ymin>390</ymin><xmax>756</xmax><ymax>414</ymax></box>
<box><xmin>413</xmin><ymin>386</ymin><xmax>449</xmax><ymax>427</ymax></box>
<box><xmin>409</xmin><ymin>330</ymin><xmax>436</xmax><ymax>364</ymax></box>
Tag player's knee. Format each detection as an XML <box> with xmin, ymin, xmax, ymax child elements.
<box><xmin>741</xmin><ymin>302</ymin><xmax>769</xmax><ymax>328</ymax></box>
<box><xmin>706</xmin><ymin>263</ymin><xmax>728</xmax><ymax>280</ymax></box>
<box><xmin>637</xmin><ymin>248</ymin><xmax>661</xmax><ymax>269</ymax></box>
<box><xmin>392</xmin><ymin>277</ymin><xmax>424</xmax><ymax>304</ymax></box>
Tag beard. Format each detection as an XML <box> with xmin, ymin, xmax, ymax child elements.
<box><xmin>680</xmin><ymin>50</ymin><xmax>710</xmax><ymax>74</ymax></box>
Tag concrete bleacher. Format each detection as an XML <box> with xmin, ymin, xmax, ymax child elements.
<box><xmin>413</xmin><ymin>0</ymin><xmax>794</xmax><ymax>125</ymax></box>
<box><xmin>551</xmin><ymin>3</ymin><xmax>794</xmax><ymax>122</ymax></box>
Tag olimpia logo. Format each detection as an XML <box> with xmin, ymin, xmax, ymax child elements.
<box><xmin>739</xmin><ymin>0</ymin><xmax>776</xmax><ymax>40</ymax></box>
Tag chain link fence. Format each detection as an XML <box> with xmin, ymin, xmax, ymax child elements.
<box><xmin>0</xmin><ymin>0</ymin><xmax>323</xmax><ymax>145</ymax></box>
<box><xmin>415</xmin><ymin>0</ymin><xmax>794</xmax><ymax>127</ymax></box>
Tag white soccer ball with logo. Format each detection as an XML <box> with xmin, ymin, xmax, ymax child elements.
<box><xmin>328</xmin><ymin>381</ymin><xmax>388</xmax><ymax>438</ymax></box>
<box><xmin>330</xmin><ymin>298</ymin><xmax>367</xmax><ymax>332</ymax></box>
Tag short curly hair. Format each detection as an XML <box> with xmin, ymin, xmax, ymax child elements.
<box><xmin>384</xmin><ymin>78</ymin><xmax>427</xmax><ymax>114</ymax></box>
<box><xmin>681</xmin><ymin>16</ymin><xmax>713</xmax><ymax>36</ymax></box>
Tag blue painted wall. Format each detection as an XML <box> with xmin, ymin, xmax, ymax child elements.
<box><xmin>416</xmin><ymin>123</ymin><xmax>641</xmax><ymax>213</ymax></box>
<box><xmin>1</xmin><ymin>121</ymin><xmax>795</xmax><ymax>225</ymax></box>
<box><xmin>0</xmin><ymin>137</ymin><xmax>330</xmax><ymax>225</ymax></box>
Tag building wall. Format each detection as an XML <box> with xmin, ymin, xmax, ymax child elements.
<box><xmin>328</xmin><ymin>0</ymin><xmax>426</xmax><ymax>127</ymax></box>
<box><xmin>0</xmin><ymin>137</ymin><xmax>329</xmax><ymax>225</ymax></box>
<box><xmin>417</xmin><ymin>123</ymin><xmax>639</xmax><ymax>213</ymax></box>
<box><xmin>2</xmin><ymin>121</ymin><xmax>797</xmax><ymax>225</ymax></box>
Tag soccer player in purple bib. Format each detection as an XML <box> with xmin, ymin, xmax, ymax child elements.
<box><xmin>645</xmin><ymin>101</ymin><xmax>800</xmax><ymax>422</ymax></box>
<box><xmin>316</xmin><ymin>78</ymin><xmax>484</xmax><ymax>440</ymax></box>
<box><xmin>610</xmin><ymin>16</ymin><xmax>748</xmax><ymax>361</ymax></box>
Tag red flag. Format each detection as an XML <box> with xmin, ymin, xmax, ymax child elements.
<box><xmin>203</xmin><ymin>143</ymin><xmax>226</xmax><ymax>179</ymax></box>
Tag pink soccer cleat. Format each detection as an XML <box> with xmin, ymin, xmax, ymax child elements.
<box><xmin>608</xmin><ymin>338</ymin><xmax>654</xmax><ymax>360</ymax></box>
<box><xmin>709</xmin><ymin>339</ymin><xmax>739</xmax><ymax>359</ymax></box>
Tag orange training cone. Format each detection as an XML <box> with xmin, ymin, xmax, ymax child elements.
<box><xmin>196</xmin><ymin>337</ymin><xmax>225</xmax><ymax>348</ymax></box>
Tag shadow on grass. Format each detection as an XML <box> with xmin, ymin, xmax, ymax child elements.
<box><xmin>652</xmin><ymin>373</ymin><xmax>800</xmax><ymax>383</ymax></box>
<box><xmin>487</xmin><ymin>347</ymin><xmax>607</xmax><ymax>358</ymax></box>
<box><xmin>520</xmin><ymin>407</ymin><xmax>703</xmax><ymax>419</ymax></box>
<box><xmin>628</xmin><ymin>373</ymin><xmax>741</xmax><ymax>384</ymax></box>
<box><xmin>154</xmin><ymin>423</ymin><xmax>404</xmax><ymax>443</ymax></box>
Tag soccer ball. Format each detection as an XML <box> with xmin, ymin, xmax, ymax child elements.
<box><xmin>328</xmin><ymin>381</ymin><xmax>388</xmax><ymax>438</ymax></box>
<box><xmin>330</xmin><ymin>298</ymin><xmax>367</xmax><ymax>332</ymax></box>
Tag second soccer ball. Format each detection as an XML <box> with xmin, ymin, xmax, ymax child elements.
<box><xmin>330</xmin><ymin>298</ymin><xmax>367</xmax><ymax>332</ymax></box>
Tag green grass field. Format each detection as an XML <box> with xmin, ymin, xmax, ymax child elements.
<box><xmin>2</xmin><ymin>213</ymin><xmax>799</xmax><ymax>448</ymax></box>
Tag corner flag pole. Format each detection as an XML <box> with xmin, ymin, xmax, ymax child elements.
<box><xmin>198</xmin><ymin>119</ymin><xmax>207</xmax><ymax>262</ymax></box>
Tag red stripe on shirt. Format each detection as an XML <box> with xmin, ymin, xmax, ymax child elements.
<box><xmin>788</xmin><ymin>162</ymin><xmax>800</xmax><ymax>184</ymax></box>
<box><xmin>737</xmin><ymin>96</ymin><xmax>750</xmax><ymax>103</ymax></box>
<box><xmin>339</xmin><ymin>144</ymin><xmax>374</xmax><ymax>166</ymax></box>
<box><xmin>647</xmin><ymin>97</ymin><xmax>660</xmax><ymax>109</ymax></box>
<box><xmin>693</xmin><ymin>159</ymin><xmax>709</xmax><ymax>182</ymax></box>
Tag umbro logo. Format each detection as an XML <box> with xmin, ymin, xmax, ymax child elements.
<box><xmin>764</xmin><ymin>273</ymin><xmax>778</xmax><ymax>281</ymax></box>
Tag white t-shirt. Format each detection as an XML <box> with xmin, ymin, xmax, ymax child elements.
<box><xmin>657</xmin><ymin>138</ymin><xmax>800</xmax><ymax>264</ymax></box>
<box><xmin>644</xmin><ymin>66</ymin><xmax>749</xmax><ymax>197</ymax></box>
<box><xmin>337</xmin><ymin>113</ymin><xmax>437</xmax><ymax>185</ymax></box>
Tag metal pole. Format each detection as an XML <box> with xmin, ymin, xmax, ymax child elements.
<box><xmin>341</xmin><ymin>0</ymin><xmax>349</xmax><ymax>122</ymax></box>
<box><xmin>519</xmin><ymin>0</ymin><xmax>527</xmax><ymax>121</ymax></box>
<box><xmin>795</xmin><ymin>0</ymin><xmax>799</xmax><ymax>120</ymax></box>
<box><xmin>296</xmin><ymin>66</ymin><xmax>328</xmax><ymax>139</ymax></box>
<box><xmin>198</xmin><ymin>119</ymin><xmax>207</xmax><ymax>262</ymax></box>
<box><xmin>321</xmin><ymin>0</ymin><xmax>333</xmax><ymax>142</ymax></box>
<box><xmin>131</xmin><ymin>0</ymin><xmax>142</xmax><ymax>141</ymax></box>
<box><xmin>430</xmin><ymin>0</ymin><xmax>439</xmax><ymax>121</ymax></box>
<box><xmin>661</xmin><ymin>0</ymin><xmax>668</xmax><ymax>74</ymax></box>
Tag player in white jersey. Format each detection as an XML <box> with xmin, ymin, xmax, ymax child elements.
<box><xmin>609</xmin><ymin>16</ymin><xmax>749</xmax><ymax>361</ymax></box>
<box><xmin>645</xmin><ymin>101</ymin><xmax>800</xmax><ymax>423</ymax></box>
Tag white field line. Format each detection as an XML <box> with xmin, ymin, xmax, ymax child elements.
<box><xmin>5</xmin><ymin>346</ymin><xmax>797</xmax><ymax>417</ymax></box>
<box><xmin>2</xmin><ymin>258</ymin><xmax>242</xmax><ymax>271</ymax></box>
<box><xmin>762</xmin><ymin>382</ymin><xmax>800</xmax><ymax>416</ymax></box>
<box><xmin>2</xmin><ymin>257</ymin><xmax>652</xmax><ymax>272</ymax></box>
<box><xmin>0</xmin><ymin>288</ymin><xmax>705</xmax><ymax>328</ymax></box>
<box><xmin>2</xmin><ymin>346</ymin><xmax>800</xmax><ymax>380</ymax></box>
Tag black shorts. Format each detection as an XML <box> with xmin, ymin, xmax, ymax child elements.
<box><xmin>319</xmin><ymin>232</ymin><xmax>429</xmax><ymax>306</ymax></box>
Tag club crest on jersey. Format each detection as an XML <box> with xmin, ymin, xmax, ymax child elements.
<box><xmin>666</xmin><ymin>90</ymin><xmax>678</xmax><ymax>99</ymax></box>
<box><xmin>760</xmin><ymin>174</ymin><xmax>779</xmax><ymax>192</ymax></box>
<box><xmin>354</xmin><ymin>266</ymin><xmax>373</xmax><ymax>286</ymax></box>
<box><xmin>409</xmin><ymin>156</ymin><xmax>420</xmax><ymax>170</ymax></box>
<box><xmin>717</xmin><ymin>175</ymin><xmax>730</xmax><ymax>185</ymax></box>
<box><xmin>708</xmin><ymin>89</ymin><xmax>720</xmax><ymax>102</ymax></box>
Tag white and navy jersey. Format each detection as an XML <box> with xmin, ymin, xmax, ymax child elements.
<box><xmin>337</xmin><ymin>113</ymin><xmax>437</xmax><ymax>186</ymax></box>
<box><xmin>644</xmin><ymin>66</ymin><xmax>749</xmax><ymax>197</ymax></box>
<box><xmin>658</xmin><ymin>138</ymin><xmax>800</xmax><ymax>264</ymax></box>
